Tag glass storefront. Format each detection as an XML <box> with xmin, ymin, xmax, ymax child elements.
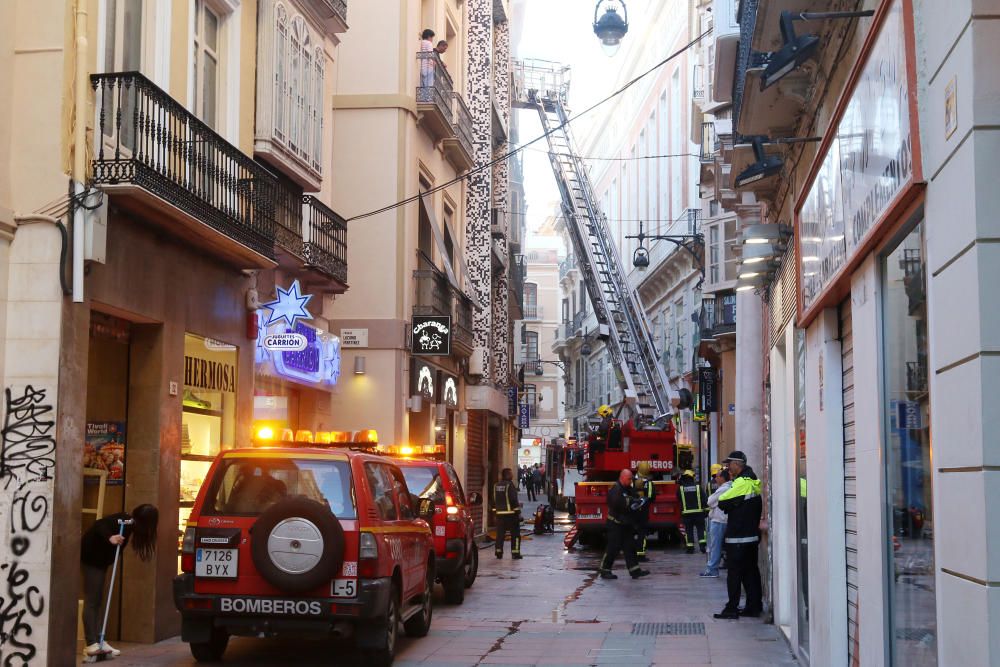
<box><xmin>881</xmin><ymin>221</ymin><xmax>936</xmax><ymax>665</ymax></box>
<box><xmin>179</xmin><ymin>333</ymin><xmax>238</xmax><ymax>567</ymax></box>
<box><xmin>793</xmin><ymin>328</ymin><xmax>809</xmax><ymax>656</ymax></box>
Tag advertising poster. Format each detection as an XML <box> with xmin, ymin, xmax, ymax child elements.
<box><xmin>84</xmin><ymin>422</ymin><xmax>126</xmax><ymax>485</ymax></box>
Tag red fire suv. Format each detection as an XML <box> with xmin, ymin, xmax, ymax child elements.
<box><xmin>394</xmin><ymin>458</ymin><xmax>481</xmax><ymax>604</ymax></box>
<box><xmin>173</xmin><ymin>447</ymin><xmax>435</xmax><ymax>666</ymax></box>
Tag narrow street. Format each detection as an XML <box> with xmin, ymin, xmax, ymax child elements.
<box><xmin>115</xmin><ymin>496</ymin><xmax>796</xmax><ymax>667</ymax></box>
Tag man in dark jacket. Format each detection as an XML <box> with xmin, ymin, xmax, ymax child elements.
<box><xmin>493</xmin><ymin>468</ymin><xmax>522</xmax><ymax>559</ymax></box>
<box><xmin>714</xmin><ymin>451</ymin><xmax>763</xmax><ymax>619</ymax></box>
<box><xmin>599</xmin><ymin>469</ymin><xmax>651</xmax><ymax>580</ymax></box>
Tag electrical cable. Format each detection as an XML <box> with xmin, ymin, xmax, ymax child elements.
<box><xmin>345</xmin><ymin>28</ymin><xmax>713</xmax><ymax>222</ymax></box>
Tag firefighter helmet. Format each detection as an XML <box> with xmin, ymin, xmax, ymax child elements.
<box><xmin>682</xmin><ymin>469</ymin><xmax>695</xmax><ymax>478</ymax></box>
<box><xmin>636</xmin><ymin>462</ymin><xmax>651</xmax><ymax>477</ymax></box>
<box><xmin>597</xmin><ymin>404</ymin><xmax>613</xmax><ymax>417</ymax></box>
<box><xmin>710</xmin><ymin>463</ymin><xmax>723</xmax><ymax>476</ymax></box>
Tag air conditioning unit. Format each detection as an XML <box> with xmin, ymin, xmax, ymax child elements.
<box><xmin>469</xmin><ymin>346</ymin><xmax>487</xmax><ymax>376</ymax></box>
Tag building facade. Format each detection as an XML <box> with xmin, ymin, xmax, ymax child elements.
<box><xmin>714</xmin><ymin>0</ymin><xmax>1000</xmax><ymax>664</ymax></box>
<box><xmin>0</xmin><ymin>0</ymin><xmax>350</xmax><ymax>662</ymax></box>
<box><xmin>328</xmin><ymin>0</ymin><xmax>517</xmax><ymax>534</ymax></box>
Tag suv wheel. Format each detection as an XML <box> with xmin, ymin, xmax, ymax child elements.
<box><xmin>250</xmin><ymin>497</ymin><xmax>344</xmax><ymax>594</ymax></box>
<box><xmin>366</xmin><ymin>583</ymin><xmax>400</xmax><ymax>667</ymax></box>
<box><xmin>189</xmin><ymin>627</ymin><xmax>229</xmax><ymax>663</ymax></box>
<box><xmin>463</xmin><ymin>544</ymin><xmax>479</xmax><ymax>588</ymax></box>
<box><xmin>404</xmin><ymin>566</ymin><xmax>434</xmax><ymax>637</ymax></box>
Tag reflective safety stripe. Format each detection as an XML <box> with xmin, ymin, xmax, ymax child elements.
<box><xmin>680</xmin><ymin>484</ymin><xmax>703</xmax><ymax>513</ymax></box>
<box><xmin>724</xmin><ymin>535</ymin><xmax>759</xmax><ymax>544</ymax></box>
<box><xmin>496</xmin><ymin>510</ymin><xmax>517</xmax><ymax>515</ymax></box>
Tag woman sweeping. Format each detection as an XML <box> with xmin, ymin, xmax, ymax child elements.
<box><xmin>80</xmin><ymin>504</ymin><xmax>159</xmax><ymax>659</ymax></box>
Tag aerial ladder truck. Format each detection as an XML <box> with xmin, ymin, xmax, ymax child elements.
<box><xmin>513</xmin><ymin>60</ymin><xmax>693</xmax><ymax>544</ymax></box>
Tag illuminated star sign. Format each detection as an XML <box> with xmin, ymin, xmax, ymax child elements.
<box><xmin>262</xmin><ymin>280</ymin><xmax>314</xmax><ymax>329</ymax></box>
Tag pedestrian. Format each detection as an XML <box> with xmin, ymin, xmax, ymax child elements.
<box><xmin>81</xmin><ymin>503</ymin><xmax>159</xmax><ymax>659</ymax></box>
<box><xmin>493</xmin><ymin>468</ymin><xmax>522</xmax><ymax>560</ymax></box>
<box><xmin>677</xmin><ymin>469</ymin><xmax>707</xmax><ymax>554</ymax></box>
<box><xmin>530</xmin><ymin>465</ymin><xmax>541</xmax><ymax>502</ymax></box>
<box><xmin>598</xmin><ymin>469</ymin><xmax>651</xmax><ymax>580</ymax></box>
<box><xmin>419</xmin><ymin>28</ymin><xmax>436</xmax><ymax>87</ymax></box>
<box><xmin>633</xmin><ymin>462</ymin><xmax>655</xmax><ymax>561</ymax></box>
<box><xmin>700</xmin><ymin>466</ymin><xmax>731</xmax><ymax>578</ymax></box>
<box><xmin>713</xmin><ymin>451</ymin><xmax>763</xmax><ymax>619</ymax></box>
<box><xmin>435</xmin><ymin>39</ymin><xmax>449</xmax><ymax>69</ymax></box>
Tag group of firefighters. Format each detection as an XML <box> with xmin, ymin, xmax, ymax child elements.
<box><xmin>492</xmin><ymin>403</ymin><xmax>764</xmax><ymax>620</ymax></box>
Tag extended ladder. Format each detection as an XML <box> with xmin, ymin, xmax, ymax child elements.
<box><xmin>512</xmin><ymin>60</ymin><xmax>676</xmax><ymax>421</ymax></box>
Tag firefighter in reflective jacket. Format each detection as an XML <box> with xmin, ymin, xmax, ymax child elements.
<box><xmin>599</xmin><ymin>469</ymin><xmax>651</xmax><ymax>580</ymax></box>
<box><xmin>677</xmin><ymin>469</ymin><xmax>707</xmax><ymax>554</ymax></box>
<box><xmin>493</xmin><ymin>468</ymin><xmax>522</xmax><ymax>560</ymax></box>
<box><xmin>633</xmin><ymin>462</ymin><xmax>655</xmax><ymax>560</ymax></box>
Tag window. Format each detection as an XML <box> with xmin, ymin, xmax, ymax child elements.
<box><xmin>100</xmin><ymin>0</ymin><xmax>143</xmax><ymax>146</ymax></box>
<box><xmin>658</xmin><ymin>92</ymin><xmax>669</xmax><ymax>220</ymax></box>
<box><xmin>401</xmin><ymin>466</ymin><xmax>446</xmax><ymax>504</ymax></box>
<box><xmin>524</xmin><ymin>283</ymin><xmax>538</xmax><ymax>318</ymax></box>
<box><xmin>523</xmin><ymin>384</ymin><xmax>538</xmax><ymax>418</ymax></box>
<box><xmin>389</xmin><ymin>466</ymin><xmax>415</xmax><ymax>520</ymax></box>
<box><xmin>193</xmin><ymin>0</ymin><xmax>221</xmax><ymax>129</ymax></box>
<box><xmin>881</xmin><ymin>222</ymin><xmax>935</xmax><ymax>665</ymax></box>
<box><xmin>523</xmin><ymin>330</ymin><xmax>539</xmax><ymax>363</ymax></box>
<box><xmin>443</xmin><ymin>206</ymin><xmax>456</xmax><ymax>272</ymax></box>
<box><xmin>443</xmin><ymin>464</ymin><xmax>467</xmax><ymax>505</ymax></box>
<box><xmin>639</xmin><ymin>130</ymin><xmax>647</xmax><ymax>229</ymax></box>
<box><xmin>647</xmin><ymin>115</ymin><xmax>656</xmax><ymax>231</ymax></box>
<box><xmin>709</xmin><ymin>224</ymin><xmax>721</xmax><ymax>285</ymax></box>
<box><xmin>670</xmin><ymin>70</ymin><xmax>682</xmax><ymax>218</ymax></box>
<box><xmin>273</xmin><ymin>4</ymin><xmax>325</xmax><ymax>173</ymax></box>
<box><xmin>365</xmin><ymin>462</ymin><xmax>398</xmax><ymax>520</ymax></box>
<box><xmin>207</xmin><ymin>458</ymin><xmax>356</xmax><ymax>518</ymax></box>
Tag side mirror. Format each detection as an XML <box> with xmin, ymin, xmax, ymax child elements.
<box><xmin>468</xmin><ymin>492</ymin><xmax>483</xmax><ymax>506</ymax></box>
<box><xmin>418</xmin><ymin>498</ymin><xmax>436</xmax><ymax>520</ymax></box>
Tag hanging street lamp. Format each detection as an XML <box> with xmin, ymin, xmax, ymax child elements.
<box><xmin>593</xmin><ymin>1</ymin><xmax>629</xmax><ymax>57</ymax></box>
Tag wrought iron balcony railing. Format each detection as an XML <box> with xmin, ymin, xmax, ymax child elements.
<box><xmin>700</xmin><ymin>292</ymin><xmax>737</xmax><ymax>339</ymax></box>
<box><xmin>302</xmin><ymin>196</ymin><xmax>348</xmax><ymax>284</ymax></box>
<box><xmin>91</xmin><ymin>72</ymin><xmax>277</xmax><ymax>260</ymax></box>
<box><xmin>523</xmin><ymin>303</ymin><xmax>541</xmax><ymax>320</ymax></box>
<box><xmin>559</xmin><ymin>255</ymin><xmax>577</xmax><ymax>279</ymax></box>
<box><xmin>451</xmin><ymin>93</ymin><xmax>474</xmax><ymax>158</ymax></box>
<box><xmin>414</xmin><ymin>251</ymin><xmax>474</xmax><ymax>355</ymax></box>
<box><xmin>416</xmin><ymin>52</ymin><xmax>453</xmax><ymax>122</ymax></box>
<box><xmin>322</xmin><ymin>0</ymin><xmax>347</xmax><ymax>24</ymax></box>
<box><xmin>700</xmin><ymin>121</ymin><xmax>717</xmax><ymax>162</ymax></box>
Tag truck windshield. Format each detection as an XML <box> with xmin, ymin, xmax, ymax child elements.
<box><xmin>206</xmin><ymin>458</ymin><xmax>356</xmax><ymax>518</ymax></box>
<box><xmin>399</xmin><ymin>466</ymin><xmax>446</xmax><ymax>503</ymax></box>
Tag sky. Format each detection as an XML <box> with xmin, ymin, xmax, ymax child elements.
<box><xmin>513</xmin><ymin>0</ymin><xmax>655</xmax><ymax>248</ymax></box>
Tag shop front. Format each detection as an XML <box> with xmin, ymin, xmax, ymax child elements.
<box><xmin>401</xmin><ymin>357</ymin><xmax>456</xmax><ymax>461</ymax></box>
<box><xmin>793</xmin><ymin>1</ymin><xmax>931</xmax><ymax>663</ymax></box>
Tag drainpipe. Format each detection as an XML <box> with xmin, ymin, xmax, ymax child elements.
<box><xmin>73</xmin><ymin>0</ymin><xmax>88</xmax><ymax>303</ymax></box>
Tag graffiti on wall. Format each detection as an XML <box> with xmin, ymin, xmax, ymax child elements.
<box><xmin>0</xmin><ymin>385</ymin><xmax>55</xmax><ymax>665</ymax></box>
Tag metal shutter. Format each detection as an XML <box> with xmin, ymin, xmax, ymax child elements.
<box><xmin>840</xmin><ymin>300</ymin><xmax>859</xmax><ymax>662</ymax></box>
<box><xmin>466</xmin><ymin>411</ymin><xmax>486</xmax><ymax>536</ymax></box>
<box><xmin>769</xmin><ymin>243</ymin><xmax>798</xmax><ymax>347</ymax></box>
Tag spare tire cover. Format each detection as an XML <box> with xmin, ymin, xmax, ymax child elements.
<box><xmin>251</xmin><ymin>496</ymin><xmax>344</xmax><ymax>594</ymax></box>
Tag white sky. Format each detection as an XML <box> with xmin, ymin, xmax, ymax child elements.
<box><xmin>514</xmin><ymin>0</ymin><xmax>656</xmax><ymax>248</ymax></box>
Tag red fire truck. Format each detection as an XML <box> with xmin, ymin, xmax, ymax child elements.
<box><xmin>571</xmin><ymin>419</ymin><xmax>692</xmax><ymax>545</ymax></box>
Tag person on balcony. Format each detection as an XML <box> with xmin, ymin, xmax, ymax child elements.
<box><xmin>419</xmin><ymin>29</ymin><xmax>436</xmax><ymax>88</ymax></box>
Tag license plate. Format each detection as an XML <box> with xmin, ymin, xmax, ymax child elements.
<box><xmin>196</xmin><ymin>548</ymin><xmax>238</xmax><ymax>578</ymax></box>
<box><xmin>576</xmin><ymin>512</ymin><xmax>602</xmax><ymax>521</ymax></box>
<box><xmin>331</xmin><ymin>578</ymin><xmax>357</xmax><ymax>598</ymax></box>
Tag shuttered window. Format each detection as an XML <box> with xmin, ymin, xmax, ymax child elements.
<box><xmin>840</xmin><ymin>300</ymin><xmax>859</xmax><ymax>661</ymax></box>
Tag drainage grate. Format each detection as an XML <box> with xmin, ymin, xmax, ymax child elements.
<box><xmin>632</xmin><ymin>622</ymin><xmax>705</xmax><ymax>636</ymax></box>
<box><xmin>896</xmin><ymin>628</ymin><xmax>936</xmax><ymax>642</ymax></box>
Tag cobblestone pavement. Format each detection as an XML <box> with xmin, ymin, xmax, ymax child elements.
<box><xmin>111</xmin><ymin>497</ymin><xmax>797</xmax><ymax>666</ymax></box>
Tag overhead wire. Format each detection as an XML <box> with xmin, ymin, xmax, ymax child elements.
<box><xmin>345</xmin><ymin>28</ymin><xmax>713</xmax><ymax>222</ymax></box>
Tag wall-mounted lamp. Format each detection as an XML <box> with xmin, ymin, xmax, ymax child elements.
<box><xmin>740</xmin><ymin>223</ymin><xmax>793</xmax><ymax>246</ymax></box>
<box><xmin>739</xmin><ymin>242</ymin><xmax>783</xmax><ymax>264</ymax></box>
<box><xmin>457</xmin><ymin>410</ymin><xmax>469</xmax><ymax>426</ymax></box>
<box><xmin>408</xmin><ymin>395</ymin><xmax>423</xmax><ymax>412</ymax></box>
<box><xmin>736</xmin><ymin>274</ymin><xmax>769</xmax><ymax>293</ymax></box>
<box><xmin>734</xmin><ymin>138</ymin><xmax>784</xmax><ymax>188</ymax></box>
<box><xmin>760</xmin><ymin>10</ymin><xmax>875</xmax><ymax>90</ymax></box>
<box><xmin>353</xmin><ymin>355</ymin><xmax>366</xmax><ymax>375</ymax></box>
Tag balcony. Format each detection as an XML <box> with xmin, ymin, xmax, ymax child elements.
<box><xmin>559</xmin><ymin>254</ymin><xmax>577</xmax><ymax>280</ymax></box>
<box><xmin>510</xmin><ymin>253</ymin><xmax>526</xmax><ymax>317</ymax></box>
<box><xmin>700</xmin><ymin>121</ymin><xmax>718</xmax><ymax>162</ymax></box>
<box><xmin>443</xmin><ymin>93</ymin><xmax>475</xmax><ymax>172</ymax></box>
<box><xmin>523</xmin><ymin>304</ymin><xmax>542</xmax><ymax>320</ymax></box>
<box><xmin>413</xmin><ymin>251</ymin><xmax>475</xmax><ymax>358</ymax></box>
<box><xmin>416</xmin><ymin>52</ymin><xmax>454</xmax><ymax>142</ymax></box>
<box><xmin>318</xmin><ymin>0</ymin><xmax>349</xmax><ymax>32</ymax></box>
<box><xmin>91</xmin><ymin>72</ymin><xmax>276</xmax><ymax>268</ymax></box>
<box><xmin>273</xmin><ymin>186</ymin><xmax>348</xmax><ymax>292</ymax></box>
<box><xmin>700</xmin><ymin>291</ymin><xmax>738</xmax><ymax>341</ymax></box>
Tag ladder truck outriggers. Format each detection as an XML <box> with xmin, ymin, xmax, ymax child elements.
<box><xmin>513</xmin><ymin>60</ymin><xmax>692</xmax><ymax>545</ymax></box>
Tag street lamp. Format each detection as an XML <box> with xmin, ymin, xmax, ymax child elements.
<box><xmin>734</xmin><ymin>136</ymin><xmax>824</xmax><ymax>189</ymax></box>
<box><xmin>761</xmin><ymin>10</ymin><xmax>876</xmax><ymax>90</ymax></box>
<box><xmin>593</xmin><ymin>1</ymin><xmax>629</xmax><ymax>57</ymax></box>
<box><xmin>625</xmin><ymin>220</ymin><xmax>705</xmax><ymax>288</ymax></box>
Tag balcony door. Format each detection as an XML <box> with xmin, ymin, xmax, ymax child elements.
<box><xmin>99</xmin><ymin>0</ymin><xmax>143</xmax><ymax>149</ymax></box>
<box><xmin>524</xmin><ymin>283</ymin><xmax>537</xmax><ymax>319</ymax></box>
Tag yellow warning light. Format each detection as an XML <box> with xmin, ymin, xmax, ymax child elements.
<box><xmin>400</xmin><ymin>445</ymin><xmax>415</xmax><ymax>456</ymax></box>
<box><xmin>256</xmin><ymin>426</ymin><xmax>275</xmax><ymax>441</ymax></box>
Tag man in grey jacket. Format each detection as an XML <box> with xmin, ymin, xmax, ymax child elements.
<box><xmin>700</xmin><ymin>466</ymin><xmax>731</xmax><ymax>578</ymax></box>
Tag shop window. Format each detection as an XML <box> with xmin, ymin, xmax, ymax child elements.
<box><xmin>180</xmin><ymin>333</ymin><xmax>238</xmax><ymax>567</ymax></box>
<box><xmin>881</xmin><ymin>221</ymin><xmax>936</xmax><ymax>664</ymax></box>
<box><xmin>793</xmin><ymin>328</ymin><xmax>809</xmax><ymax>654</ymax></box>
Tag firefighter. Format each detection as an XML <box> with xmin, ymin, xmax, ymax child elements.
<box><xmin>596</xmin><ymin>404</ymin><xmax>614</xmax><ymax>436</ymax></box>
<box><xmin>493</xmin><ymin>468</ymin><xmax>522</xmax><ymax>560</ymax></box>
<box><xmin>633</xmin><ymin>462</ymin><xmax>655</xmax><ymax>560</ymax></box>
<box><xmin>599</xmin><ymin>469</ymin><xmax>651</xmax><ymax>580</ymax></box>
<box><xmin>678</xmin><ymin>469</ymin><xmax>707</xmax><ymax>554</ymax></box>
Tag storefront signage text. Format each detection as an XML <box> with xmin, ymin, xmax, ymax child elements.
<box><xmin>256</xmin><ymin>314</ymin><xmax>341</xmax><ymax>388</ymax></box>
<box><xmin>698</xmin><ymin>367</ymin><xmax>718</xmax><ymax>413</ymax></box>
<box><xmin>411</xmin><ymin>316</ymin><xmax>451</xmax><ymax>356</ymax></box>
<box><xmin>184</xmin><ymin>356</ymin><xmax>237</xmax><ymax>392</ymax></box>
<box><xmin>263</xmin><ymin>332</ymin><xmax>308</xmax><ymax>351</ymax></box>
<box><xmin>798</xmin><ymin>0</ymin><xmax>913</xmax><ymax>314</ymax></box>
<box><xmin>340</xmin><ymin>329</ymin><xmax>368</xmax><ymax>348</ymax></box>
<box><xmin>518</xmin><ymin>403</ymin><xmax>530</xmax><ymax>429</ymax></box>
<box><xmin>507</xmin><ymin>386</ymin><xmax>518</xmax><ymax>417</ymax></box>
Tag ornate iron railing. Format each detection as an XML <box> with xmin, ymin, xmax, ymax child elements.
<box><xmin>274</xmin><ymin>182</ymin><xmax>304</xmax><ymax>258</ymax></box>
<box><xmin>302</xmin><ymin>195</ymin><xmax>348</xmax><ymax>284</ymax></box>
<box><xmin>451</xmin><ymin>93</ymin><xmax>474</xmax><ymax>157</ymax></box>
<box><xmin>524</xmin><ymin>303</ymin><xmax>541</xmax><ymax>319</ymax></box>
<box><xmin>91</xmin><ymin>71</ymin><xmax>276</xmax><ymax>259</ymax></box>
<box><xmin>323</xmin><ymin>0</ymin><xmax>347</xmax><ymax>23</ymax></box>
<box><xmin>414</xmin><ymin>251</ymin><xmax>451</xmax><ymax>317</ymax></box>
<box><xmin>701</xmin><ymin>291</ymin><xmax>737</xmax><ymax>339</ymax></box>
<box><xmin>416</xmin><ymin>52</ymin><xmax>453</xmax><ymax>120</ymax></box>
<box><xmin>559</xmin><ymin>254</ymin><xmax>576</xmax><ymax>279</ymax></box>
<box><xmin>700</xmin><ymin>121</ymin><xmax>717</xmax><ymax>162</ymax></box>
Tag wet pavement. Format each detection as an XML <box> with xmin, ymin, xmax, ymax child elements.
<box><xmin>110</xmin><ymin>496</ymin><xmax>797</xmax><ymax>666</ymax></box>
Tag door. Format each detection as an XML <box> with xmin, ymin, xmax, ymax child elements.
<box><xmin>466</xmin><ymin>412</ymin><xmax>485</xmax><ymax>535</ymax></box>
<box><xmin>387</xmin><ymin>464</ymin><xmax>424</xmax><ymax>599</ymax></box>
<box><xmin>840</xmin><ymin>300</ymin><xmax>859</xmax><ymax>662</ymax></box>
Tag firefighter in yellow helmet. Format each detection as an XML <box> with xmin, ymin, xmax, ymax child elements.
<box><xmin>633</xmin><ymin>462</ymin><xmax>655</xmax><ymax>560</ymax></box>
<box><xmin>677</xmin><ymin>469</ymin><xmax>707</xmax><ymax>554</ymax></box>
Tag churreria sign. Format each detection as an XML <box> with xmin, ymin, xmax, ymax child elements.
<box><xmin>798</xmin><ymin>0</ymin><xmax>915</xmax><ymax>314</ymax></box>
